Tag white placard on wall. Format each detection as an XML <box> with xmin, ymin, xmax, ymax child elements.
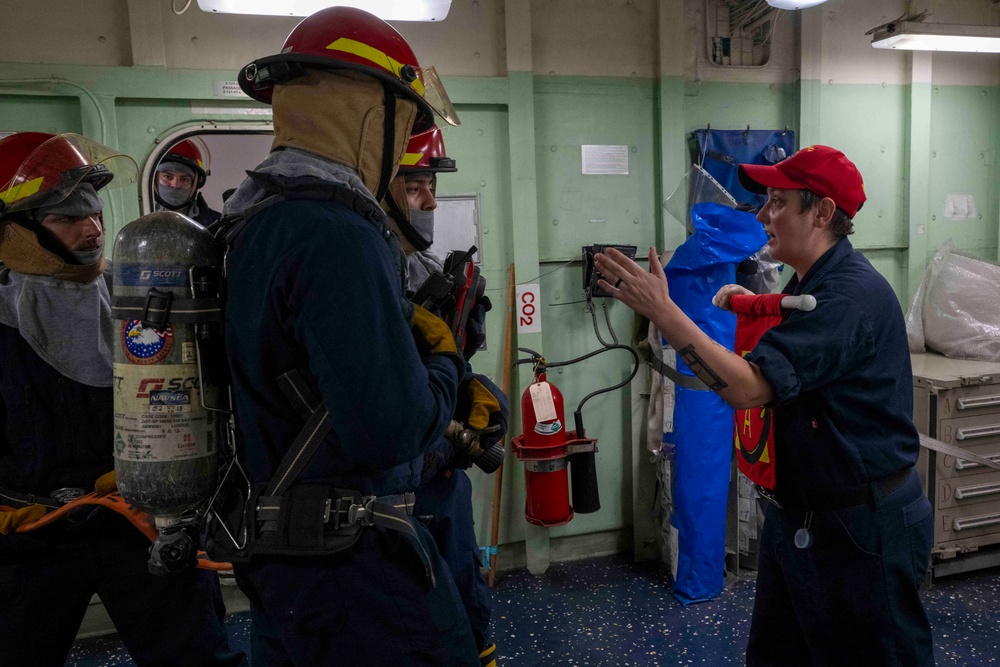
<box><xmin>516</xmin><ymin>283</ymin><xmax>541</xmax><ymax>334</ymax></box>
<box><xmin>581</xmin><ymin>144</ymin><xmax>629</xmax><ymax>175</ymax></box>
<box><xmin>431</xmin><ymin>193</ymin><xmax>482</xmax><ymax>264</ymax></box>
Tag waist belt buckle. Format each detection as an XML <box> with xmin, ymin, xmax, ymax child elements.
<box><xmin>325</xmin><ymin>496</ymin><xmax>358</xmax><ymax>530</ymax></box>
<box><xmin>349</xmin><ymin>496</ymin><xmax>377</xmax><ymax>527</ymax></box>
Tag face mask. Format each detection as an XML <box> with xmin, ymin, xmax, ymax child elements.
<box><xmin>409</xmin><ymin>208</ymin><xmax>435</xmax><ymax>247</ymax></box>
<box><xmin>70</xmin><ymin>247</ymin><xmax>104</xmax><ymax>266</ymax></box>
<box><xmin>157</xmin><ymin>183</ymin><xmax>193</xmax><ymax>208</ymax></box>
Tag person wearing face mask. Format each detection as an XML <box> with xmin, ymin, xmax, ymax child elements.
<box><xmin>385</xmin><ymin>126</ymin><xmax>507</xmax><ymax>667</ymax></box>
<box><xmin>153</xmin><ymin>139</ymin><xmax>221</xmax><ymax>227</ymax></box>
<box><xmin>0</xmin><ymin>132</ymin><xmax>244</xmax><ymax>667</ymax></box>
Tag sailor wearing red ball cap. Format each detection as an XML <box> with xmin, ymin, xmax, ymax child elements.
<box><xmin>592</xmin><ymin>144</ymin><xmax>934</xmax><ymax>665</ymax></box>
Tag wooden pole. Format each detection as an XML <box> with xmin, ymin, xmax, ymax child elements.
<box><xmin>488</xmin><ymin>263</ymin><xmax>515</xmax><ymax>587</ymax></box>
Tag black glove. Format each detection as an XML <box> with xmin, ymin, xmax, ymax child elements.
<box><xmin>462</xmin><ymin>295</ymin><xmax>492</xmax><ymax>361</ymax></box>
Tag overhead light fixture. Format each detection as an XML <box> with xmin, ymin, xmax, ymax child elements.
<box><xmin>766</xmin><ymin>0</ymin><xmax>829</xmax><ymax>9</ymax></box>
<box><xmin>195</xmin><ymin>0</ymin><xmax>452</xmax><ymax>21</ymax></box>
<box><xmin>870</xmin><ymin>21</ymin><xmax>1000</xmax><ymax>53</ymax></box>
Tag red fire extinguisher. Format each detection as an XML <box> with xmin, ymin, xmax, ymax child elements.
<box><xmin>512</xmin><ymin>367</ymin><xmax>599</xmax><ymax>527</ymax></box>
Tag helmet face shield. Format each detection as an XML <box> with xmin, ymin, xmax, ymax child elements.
<box><xmin>1</xmin><ymin>133</ymin><xmax>137</xmax><ymax>216</ymax></box>
<box><xmin>416</xmin><ymin>67</ymin><xmax>460</xmax><ymax>127</ymax></box>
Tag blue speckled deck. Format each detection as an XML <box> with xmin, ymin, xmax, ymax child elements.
<box><xmin>67</xmin><ymin>553</ymin><xmax>999</xmax><ymax>666</ymax></box>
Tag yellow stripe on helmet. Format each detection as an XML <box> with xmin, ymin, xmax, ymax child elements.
<box><xmin>326</xmin><ymin>38</ymin><xmax>425</xmax><ymax>97</ymax></box>
<box><xmin>0</xmin><ymin>176</ymin><xmax>44</xmax><ymax>205</ymax></box>
<box><xmin>399</xmin><ymin>152</ymin><xmax>423</xmax><ymax>166</ymax></box>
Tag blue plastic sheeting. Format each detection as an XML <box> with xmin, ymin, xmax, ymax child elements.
<box><xmin>693</xmin><ymin>129</ymin><xmax>796</xmax><ymax>210</ymax></box>
<box><xmin>662</xmin><ymin>203</ymin><xmax>768</xmax><ymax>605</ymax></box>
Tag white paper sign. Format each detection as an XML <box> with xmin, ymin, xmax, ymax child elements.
<box><xmin>516</xmin><ymin>283</ymin><xmax>541</xmax><ymax>334</ymax></box>
<box><xmin>581</xmin><ymin>144</ymin><xmax>629</xmax><ymax>175</ymax></box>
<box><xmin>212</xmin><ymin>81</ymin><xmax>250</xmax><ymax>98</ymax></box>
<box><xmin>528</xmin><ymin>382</ymin><xmax>558</xmax><ymax>422</ymax></box>
<box><xmin>944</xmin><ymin>194</ymin><xmax>978</xmax><ymax>220</ymax></box>
<box><xmin>431</xmin><ymin>195</ymin><xmax>481</xmax><ymax>263</ymax></box>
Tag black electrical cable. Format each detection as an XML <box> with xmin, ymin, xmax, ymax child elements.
<box><xmin>514</xmin><ymin>343</ymin><xmax>641</xmax><ymax>421</ymax></box>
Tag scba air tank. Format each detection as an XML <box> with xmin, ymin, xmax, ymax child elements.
<box><xmin>111</xmin><ymin>211</ymin><xmax>223</xmax><ymax>532</ymax></box>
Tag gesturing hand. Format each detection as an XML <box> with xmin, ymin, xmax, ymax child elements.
<box><xmin>594</xmin><ymin>247</ymin><xmax>673</xmax><ymax>321</ymax></box>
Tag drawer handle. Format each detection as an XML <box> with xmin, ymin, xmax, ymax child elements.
<box><xmin>955</xmin><ymin>425</ymin><xmax>1000</xmax><ymax>441</ymax></box>
<box><xmin>954</xmin><ymin>513</ymin><xmax>1000</xmax><ymax>532</ymax></box>
<box><xmin>956</xmin><ymin>453</ymin><xmax>1000</xmax><ymax>470</ymax></box>
<box><xmin>954</xmin><ymin>482</ymin><xmax>1000</xmax><ymax>500</ymax></box>
<box><xmin>958</xmin><ymin>395</ymin><xmax>1000</xmax><ymax>411</ymax></box>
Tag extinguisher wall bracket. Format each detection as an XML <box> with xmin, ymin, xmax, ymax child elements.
<box><xmin>564</xmin><ymin>435</ymin><xmax>598</xmax><ymax>456</ymax></box>
<box><xmin>141</xmin><ymin>287</ymin><xmax>174</xmax><ymax>331</ymax></box>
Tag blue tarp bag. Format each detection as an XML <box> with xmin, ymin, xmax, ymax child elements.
<box><xmin>662</xmin><ymin>202</ymin><xmax>767</xmax><ymax>605</ymax></box>
<box><xmin>693</xmin><ymin>128</ymin><xmax>795</xmax><ymax>209</ymax></box>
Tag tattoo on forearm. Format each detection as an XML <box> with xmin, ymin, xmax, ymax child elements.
<box><xmin>677</xmin><ymin>344</ymin><xmax>729</xmax><ymax>391</ymax></box>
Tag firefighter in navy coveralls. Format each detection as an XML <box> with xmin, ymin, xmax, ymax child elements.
<box><xmin>216</xmin><ymin>7</ymin><xmax>479</xmax><ymax>665</ymax></box>
<box><xmin>0</xmin><ymin>132</ymin><xmax>244</xmax><ymax>667</ymax></box>
<box><xmin>153</xmin><ymin>138</ymin><xmax>222</xmax><ymax>228</ymax></box>
<box><xmin>387</xmin><ymin>126</ymin><xmax>507</xmax><ymax>667</ymax></box>
<box><xmin>595</xmin><ymin>145</ymin><xmax>934</xmax><ymax>666</ymax></box>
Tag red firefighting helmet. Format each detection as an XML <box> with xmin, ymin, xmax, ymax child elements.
<box><xmin>160</xmin><ymin>138</ymin><xmax>211</xmax><ymax>189</ymax></box>
<box><xmin>237</xmin><ymin>6</ymin><xmax>459</xmax><ymax>133</ymax></box>
<box><xmin>398</xmin><ymin>126</ymin><xmax>457</xmax><ymax>175</ymax></box>
<box><xmin>0</xmin><ymin>132</ymin><xmax>137</xmax><ymax>218</ymax></box>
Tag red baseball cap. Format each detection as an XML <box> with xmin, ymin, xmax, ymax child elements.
<box><xmin>738</xmin><ymin>145</ymin><xmax>866</xmax><ymax>218</ymax></box>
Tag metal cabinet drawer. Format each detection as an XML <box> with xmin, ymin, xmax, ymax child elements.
<box><xmin>933</xmin><ymin>413</ymin><xmax>1000</xmax><ymax>480</ymax></box>
<box><xmin>933</xmin><ymin>439</ymin><xmax>1000</xmax><ymax>480</ymax></box>
<box><xmin>935</xmin><ymin>468</ymin><xmax>1000</xmax><ymax>510</ymax></box>
<box><xmin>932</xmin><ymin>386</ymin><xmax>1000</xmax><ymax>421</ymax></box>
<box><xmin>933</xmin><ymin>498</ymin><xmax>1000</xmax><ymax>551</ymax></box>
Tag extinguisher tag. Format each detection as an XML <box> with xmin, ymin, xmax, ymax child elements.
<box><xmin>529</xmin><ymin>382</ymin><xmax>558</xmax><ymax>422</ymax></box>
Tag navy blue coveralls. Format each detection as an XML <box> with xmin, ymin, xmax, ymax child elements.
<box><xmin>415</xmin><ymin>445</ymin><xmax>494</xmax><ymax>652</ymax></box>
<box><xmin>223</xmin><ymin>190</ymin><xmax>478</xmax><ymax>665</ymax></box>
<box><xmin>0</xmin><ymin>317</ymin><xmax>243</xmax><ymax>667</ymax></box>
<box><xmin>188</xmin><ymin>193</ymin><xmax>222</xmax><ymax>228</ymax></box>
<box><xmin>744</xmin><ymin>239</ymin><xmax>934</xmax><ymax>666</ymax></box>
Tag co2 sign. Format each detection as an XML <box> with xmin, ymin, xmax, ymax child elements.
<box><xmin>516</xmin><ymin>283</ymin><xmax>542</xmax><ymax>334</ymax></box>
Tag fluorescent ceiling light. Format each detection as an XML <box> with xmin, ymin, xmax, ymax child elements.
<box><xmin>196</xmin><ymin>0</ymin><xmax>452</xmax><ymax>21</ymax></box>
<box><xmin>766</xmin><ymin>0</ymin><xmax>828</xmax><ymax>9</ymax></box>
<box><xmin>871</xmin><ymin>21</ymin><xmax>1000</xmax><ymax>53</ymax></box>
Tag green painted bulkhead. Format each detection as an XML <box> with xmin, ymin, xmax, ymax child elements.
<box><xmin>1</xmin><ymin>0</ymin><xmax>998</xmax><ymax>561</ymax></box>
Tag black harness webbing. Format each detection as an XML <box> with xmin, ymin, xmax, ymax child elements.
<box><xmin>0</xmin><ymin>487</ymin><xmax>63</xmax><ymax>510</ymax></box>
<box><xmin>110</xmin><ymin>293</ymin><xmax>222</xmax><ymax>326</ymax></box>
<box><xmin>255</xmin><ymin>370</ymin><xmax>418</xmax><ymax>542</ymax></box>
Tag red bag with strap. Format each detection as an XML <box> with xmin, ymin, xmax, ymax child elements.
<box><xmin>729</xmin><ymin>293</ymin><xmax>786</xmax><ymax>490</ymax></box>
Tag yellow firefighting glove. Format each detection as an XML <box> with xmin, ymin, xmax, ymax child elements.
<box><xmin>95</xmin><ymin>471</ymin><xmax>117</xmax><ymax>496</ymax></box>
<box><xmin>450</xmin><ymin>374</ymin><xmax>510</xmax><ymax>472</ymax></box>
<box><xmin>0</xmin><ymin>504</ymin><xmax>47</xmax><ymax>535</ymax></box>
<box><xmin>464</xmin><ymin>376</ymin><xmax>503</xmax><ymax>431</ymax></box>
<box><xmin>411</xmin><ymin>304</ymin><xmax>458</xmax><ymax>356</ymax></box>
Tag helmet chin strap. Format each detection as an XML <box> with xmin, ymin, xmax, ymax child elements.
<box><xmin>385</xmin><ymin>186</ymin><xmax>431</xmax><ymax>252</ymax></box>
<box><xmin>375</xmin><ymin>85</ymin><xmax>397</xmax><ymax>203</ymax></box>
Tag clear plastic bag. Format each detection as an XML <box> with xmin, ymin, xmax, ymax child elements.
<box><xmin>905</xmin><ymin>239</ymin><xmax>1000</xmax><ymax>362</ymax></box>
